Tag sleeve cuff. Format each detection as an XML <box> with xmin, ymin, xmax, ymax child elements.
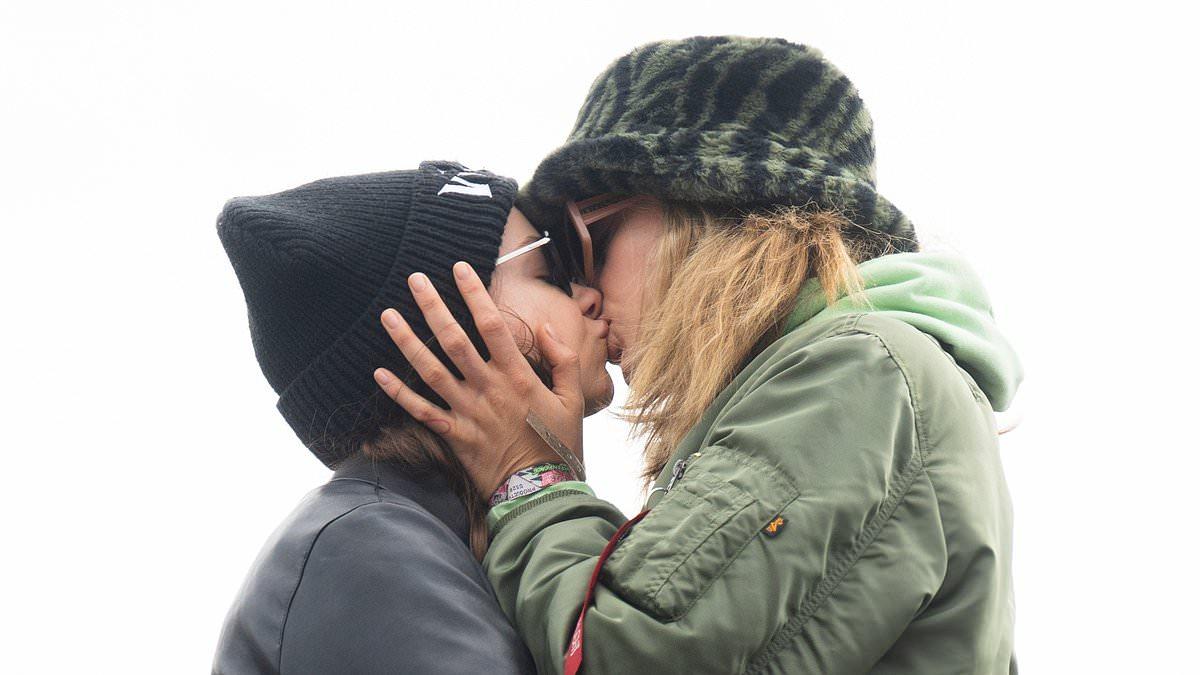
<box><xmin>486</xmin><ymin>480</ymin><xmax>594</xmax><ymax>530</ymax></box>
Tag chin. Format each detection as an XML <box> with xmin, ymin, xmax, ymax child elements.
<box><xmin>583</xmin><ymin>369</ymin><xmax>616</xmax><ymax>416</ymax></box>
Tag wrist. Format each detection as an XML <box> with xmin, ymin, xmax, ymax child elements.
<box><xmin>489</xmin><ymin>462</ymin><xmax>576</xmax><ymax>507</ymax></box>
<box><xmin>481</xmin><ymin>451</ymin><xmax>560</xmax><ymax>495</ymax></box>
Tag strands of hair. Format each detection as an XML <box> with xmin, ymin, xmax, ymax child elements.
<box><xmin>615</xmin><ymin>199</ymin><xmax>885</xmax><ymax>484</ymax></box>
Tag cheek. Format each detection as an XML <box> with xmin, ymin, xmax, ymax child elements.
<box><xmin>491</xmin><ymin>282</ymin><xmax>537</xmax><ymax>344</ymax></box>
<box><xmin>598</xmin><ymin>268</ymin><xmax>640</xmax><ymax>330</ymax></box>
<box><xmin>599</xmin><ymin>241</ymin><xmax>649</xmax><ymax>304</ymax></box>
<box><xmin>546</xmin><ymin>297</ymin><xmax>587</xmax><ymax>348</ymax></box>
<box><xmin>495</xmin><ymin>282</ymin><xmax>587</xmax><ymax>350</ymax></box>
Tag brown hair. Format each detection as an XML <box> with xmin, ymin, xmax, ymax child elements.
<box><xmin>360</xmin><ymin>422</ymin><xmax>491</xmax><ymax>559</ymax></box>
<box><xmin>614</xmin><ymin>199</ymin><xmax>907</xmax><ymax>484</ymax></box>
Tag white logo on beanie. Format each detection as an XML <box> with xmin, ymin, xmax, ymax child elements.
<box><xmin>437</xmin><ymin>170</ymin><xmax>493</xmax><ymax>198</ymax></box>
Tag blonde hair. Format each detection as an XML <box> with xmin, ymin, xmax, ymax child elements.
<box><xmin>616</xmin><ymin>199</ymin><xmax>902</xmax><ymax>484</ymax></box>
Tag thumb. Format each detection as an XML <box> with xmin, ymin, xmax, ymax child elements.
<box><xmin>539</xmin><ymin>323</ymin><xmax>583</xmax><ymax>408</ymax></box>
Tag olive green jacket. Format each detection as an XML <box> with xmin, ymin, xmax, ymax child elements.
<box><xmin>484</xmin><ymin>252</ymin><xmax>1022</xmax><ymax>674</ymax></box>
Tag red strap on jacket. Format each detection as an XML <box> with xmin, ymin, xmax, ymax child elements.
<box><xmin>563</xmin><ymin>509</ymin><xmax>650</xmax><ymax>675</ymax></box>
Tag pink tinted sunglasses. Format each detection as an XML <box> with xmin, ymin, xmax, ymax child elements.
<box><xmin>564</xmin><ymin>194</ymin><xmax>648</xmax><ymax>285</ymax></box>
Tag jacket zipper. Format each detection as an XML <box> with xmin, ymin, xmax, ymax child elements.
<box><xmin>665</xmin><ymin>452</ymin><xmax>702</xmax><ymax>492</ymax></box>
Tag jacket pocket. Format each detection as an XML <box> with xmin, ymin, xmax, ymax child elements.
<box><xmin>601</xmin><ymin>447</ymin><xmax>801</xmax><ymax>622</ymax></box>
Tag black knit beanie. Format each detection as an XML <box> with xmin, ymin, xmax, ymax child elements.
<box><xmin>518</xmin><ymin>35</ymin><xmax>918</xmax><ymax>253</ymax></box>
<box><xmin>217</xmin><ymin>160</ymin><xmax>517</xmax><ymax>468</ymax></box>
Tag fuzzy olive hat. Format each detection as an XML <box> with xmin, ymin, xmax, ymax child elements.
<box><xmin>518</xmin><ymin>35</ymin><xmax>917</xmax><ymax>252</ymax></box>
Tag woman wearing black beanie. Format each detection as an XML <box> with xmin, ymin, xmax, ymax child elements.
<box><xmin>212</xmin><ymin>160</ymin><xmax>612</xmax><ymax>674</ymax></box>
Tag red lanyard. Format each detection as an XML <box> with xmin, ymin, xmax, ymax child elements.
<box><xmin>563</xmin><ymin>508</ymin><xmax>650</xmax><ymax>675</ymax></box>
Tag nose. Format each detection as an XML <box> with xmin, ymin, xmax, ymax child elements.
<box><xmin>572</xmin><ymin>283</ymin><xmax>603</xmax><ymax>320</ymax></box>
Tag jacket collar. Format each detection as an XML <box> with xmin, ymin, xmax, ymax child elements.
<box><xmin>331</xmin><ymin>454</ymin><xmax>471</xmax><ymax>546</ymax></box>
<box><xmin>780</xmin><ymin>251</ymin><xmax>1023</xmax><ymax>411</ymax></box>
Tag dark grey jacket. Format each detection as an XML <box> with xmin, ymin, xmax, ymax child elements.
<box><xmin>213</xmin><ymin>455</ymin><xmax>534</xmax><ymax>674</ymax></box>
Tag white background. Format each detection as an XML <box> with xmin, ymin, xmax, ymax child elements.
<box><xmin>2</xmin><ymin>1</ymin><xmax>1196</xmax><ymax>672</ymax></box>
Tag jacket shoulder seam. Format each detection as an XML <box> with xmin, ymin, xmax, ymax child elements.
<box><xmin>276</xmin><ymin>494</ymin><xmax>396</xmax><ymax>670</ymax></box>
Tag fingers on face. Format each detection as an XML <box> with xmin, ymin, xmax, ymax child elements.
<box><xmin>373</xmin><ymin>368</ymin><xmax>451</xmax><ymax>434</ymax></box>
<box><xmin>379</xmin><ymin>263</ymin><xmax>542</xmax><ymax>418</ymax></box>
<box><xmin>407</xmin><ymin>272</ymin><xmax>489</xmax><ymax>382</ymax></box>
<box><xmin>380</xmin><ymin>305</ymin><xmax>462</xmax><ymax>404</ymax></box>
<box><xmin>452</xmin><ymin>262</ymin><xmax>524</xmax><ymax>371</ymax></box>
<box><xmin>537</xmin><ymin>323</ymin><xmax>584</xmax><ymax>414</ymax></box>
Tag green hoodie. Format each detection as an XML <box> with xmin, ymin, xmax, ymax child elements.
<box><xmin>787</xmin><ymin>251</ymin><xmax>1023</xmax><ymax>412</ymax></box>
<box><xmin>485</xmin><ymin>253</ymin><xmax>1020</xmax><ymax>674</ymax></box>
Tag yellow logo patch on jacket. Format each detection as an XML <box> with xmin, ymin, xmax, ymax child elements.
<box><xmin>763</xmin><ymin>516</ymin><xmax>786</xmax><ymax>538</ymax></box>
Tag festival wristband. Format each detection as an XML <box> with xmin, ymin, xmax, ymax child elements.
<box><xmin>489</xmin><ymin>462</ymin><xmax>576</xmax><ymax>507</ymax></box>
<box><xmin>526</xmin><ymin>410</ymin><xmax>586</xmax><ymax>481</ymax></box>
